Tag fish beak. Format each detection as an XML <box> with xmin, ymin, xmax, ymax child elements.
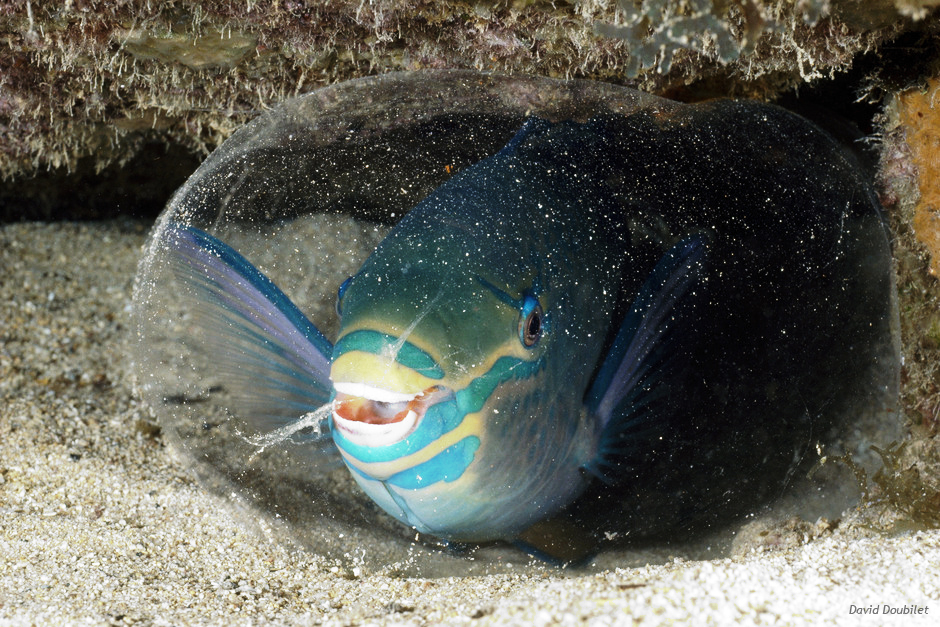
<box><xmin>331</xmin><ymin>383</ymin><xmax>446</xmax><ymax>447</ymax></box>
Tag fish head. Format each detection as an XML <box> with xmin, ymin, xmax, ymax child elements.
<box><xmin>326</xmin><ymin>217</ymin><xmax>571</xmax><ymax>540</ymax></box>
<box><xmin>324</xmin><ymin>127</ymin><xmax>609</xmax><ymax>540</ymax></box>
<box><xmin>329</xmin><ymin>257</ymin><xmax>548</xmax><ymax>445</ymax></box>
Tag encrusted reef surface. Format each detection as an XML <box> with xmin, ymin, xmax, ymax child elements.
<box><xmin>3</xmin><ymin>1</ymin><xmax>940</xmax><ymax>625</ymax></box>
<box><xmin>0</xmin><ymin>0</ymin><xmax>937</xmax><ymax>217</ymax></box>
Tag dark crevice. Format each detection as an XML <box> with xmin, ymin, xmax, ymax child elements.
<box><xmin>0</xmin><ymin>141</ymin><xmax>201</xmax><ymax>223</ymax></box>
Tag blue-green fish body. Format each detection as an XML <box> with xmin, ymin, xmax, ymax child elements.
<box><xmin>165</xmin><ymin>103</ymin><xmax>893</xmax><ymax>559</ymax></box>
<box><xmin>329</xmin><ymin>119</ymin><xmax>636</xmax><ymax>541</ymax></box>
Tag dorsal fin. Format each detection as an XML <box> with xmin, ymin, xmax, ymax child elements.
<box><xmin>495</xmin><ymin>117</ymin><xmax>553</xmax><ymax>157</ymax></box>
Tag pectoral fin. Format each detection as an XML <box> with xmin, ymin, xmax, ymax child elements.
<box><xmin>164</xmin><ymin>224</ymin><xmax>334</xmax><ymax>443</ymax></box>
<box><xmin>584</xmin><ymin>234</ymin><xmax>709</xmax><ymax>483</ymax></box>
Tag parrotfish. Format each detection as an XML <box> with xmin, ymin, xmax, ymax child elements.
<box><xmin>164</xmin><ymin>101</ymin><xmax>894</xmax><ymax>562</ymax></box>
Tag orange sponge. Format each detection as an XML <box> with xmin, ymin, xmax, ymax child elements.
<box><xmin>899</xmin><ymin>79</ymin><xmax>940</xmax><ymax>276</ymax></box>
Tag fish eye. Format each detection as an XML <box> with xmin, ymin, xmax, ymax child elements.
<box><xmin>336</xmin><ymin>276</ymin><xmax>353</xmax><ymax>316</ymax></box>
<box><xmin>519</xmin><ymin>295</ymin><xmax>543</xmax><ymax>347</ymax></box>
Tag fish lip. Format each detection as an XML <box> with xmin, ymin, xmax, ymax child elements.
<box><xmin>330</xmin><ymin>384</ymin><xmax>449</xmax><ymax>447</ymax></box>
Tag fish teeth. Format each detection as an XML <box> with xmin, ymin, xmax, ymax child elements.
<box><xmin>332</xmin><ymin>381</ymin><xmax>417</xmax><ymax>403</ymax></box>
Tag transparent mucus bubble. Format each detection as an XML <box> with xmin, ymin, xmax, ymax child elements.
<box><xmin>132</xmin><ymin>70</ymin><xmax>900</xmax><ymax>575</ymax></box>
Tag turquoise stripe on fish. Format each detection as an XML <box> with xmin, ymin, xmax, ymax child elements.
<box><xmin>387</xmin><ymin>436</ymin><xmax>481</xmax><ymax>489</ymax></box>
<box><xmin>332</xmin><ymin>329</ymin><xmax>445</xmax><ymax>379</ymax></box>
<box><xmin>344</xmin><ymin>436</ymin><xmax>482</xmax><ymax>489</ymax></box>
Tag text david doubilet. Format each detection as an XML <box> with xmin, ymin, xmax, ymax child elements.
<box><xmin>849</xmin><ymin>604</ymin><xmax>929</xmax><ymax>615</ymax></box>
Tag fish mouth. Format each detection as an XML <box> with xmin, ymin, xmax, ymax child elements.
<box><xmin>331</xmin><ymin>382</ymin><xmax>447</xmax><ymax>447</ymax></box>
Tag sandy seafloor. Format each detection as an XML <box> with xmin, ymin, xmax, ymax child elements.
<box><xmin>1</xmin><ymin>219</ymin><xmax>939</xmax><ymax>626</ymax></box>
